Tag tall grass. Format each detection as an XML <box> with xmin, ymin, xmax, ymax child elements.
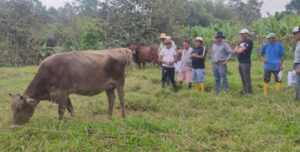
<box><xmin>0</xmin><ymin>60</ymin><xmax>300</xmax><ymax>151</ymax></box>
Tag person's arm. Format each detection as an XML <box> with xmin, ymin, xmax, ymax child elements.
<box><xmin>159</xmin><ymin>51</ymin><xmax>168</xmax><ymax>65</ymax></box>
<box><xmin>234</xmin><ymin>46</ymin><xmax>247</xmax><ymax>54</ymax></box>
<box><xmin>279</xmin><ymin>44</ymin><xmax>285</xmax><ymax>70</ymax></box>
<box><xmin>191</xmin><ymin>53</ymin><xmax>205</xmax><ymax>59</ymax></box>
<box><xmin>222</xmin><ymin>43</ymin><xmax>233</xmax><ymax>64</ymax></box>
<box><xmin>259</xmin><ymin>45</ymin><xmax>266</xmax><ymax>63</ymax></box>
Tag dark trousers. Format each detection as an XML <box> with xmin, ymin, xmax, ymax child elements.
<box><xmin>264</xmin><ymin>70</ymin><xmax>281</xmax><ymax>83</ymax></box>
<box><xmin>162</xmin><ymin>66</ymin><xmax>176</xmax><ymax>83</ymax></box>
<box><xmin>239</xmin><ymin>63</ymin><xmax>252</xmax><ymax>94</ymax></box>
<box><xmin>294</xmin><ymin>63</ymin><xmax>300</xmax><ymax>101</ymax></box>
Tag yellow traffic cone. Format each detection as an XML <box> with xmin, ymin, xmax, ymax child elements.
<box><xmin>275</xmin><ymin>83</ymin><xmax>282</xmax><ymax>91</ymax></box>
<box><xmin>263</xmin><ymin>83</ymin><xmax>269</xmax><ymax>95</ymax></box>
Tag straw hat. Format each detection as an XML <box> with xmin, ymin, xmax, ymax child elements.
<box><xmin>195</xmin><ymin>37</ymin><xmax>204</xmax><ymax>42</ymax></box>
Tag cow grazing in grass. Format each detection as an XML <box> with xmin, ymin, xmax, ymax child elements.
<box><xmin>129</xmin><ymin>44</ymin><xmax>159</xmax><ymax>68</ymax></box>
<box><xmin>10</xmin><ymin>48</ymin><xmax>132</xmax><ymax>126</ymax></box>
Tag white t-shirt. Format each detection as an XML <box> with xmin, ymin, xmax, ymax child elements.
<box><xmin>160</xmin><ymin>48</ymin><xmax>177</xmax><ymax>68</ymax></box>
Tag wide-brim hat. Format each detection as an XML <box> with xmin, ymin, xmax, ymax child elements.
<box><xmin>195</xmin><ymin>37</ymin><xmax>204</xmax><ymax>42</ymax></box>
<box><xmin>215</xmin><ymin>32</ymin><xmax>225</xmax><ymax>39</ymax></box>
<box><xmin>159</xmin><ymin>33</ymin><xmax>168</xmax><ymax>39</ymax></box>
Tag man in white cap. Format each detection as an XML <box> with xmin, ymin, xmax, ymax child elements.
<box><xmin>234</xmin><ymin>28</ymin><xmax>253</xmax><ymax>95</ymax></box>
<box><xmin>292</xmin><ymin>26</ymin><xmax>300</xmax><ymax>101</ymax></box>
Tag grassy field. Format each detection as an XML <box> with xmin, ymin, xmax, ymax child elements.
<box><xmin>0</xmin><ymin>60</ymin><xmax>300</xmax><ymax>151</ymax></box>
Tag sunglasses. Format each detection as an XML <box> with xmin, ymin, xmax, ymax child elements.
<box><xmin>215</xmin><ymin>37</ymin><xmax>222</xmax><ymax>39</ymax></box>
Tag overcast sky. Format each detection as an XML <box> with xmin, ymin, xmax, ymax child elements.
<box><xmin>40</xmin><ymin>0</ymin><xmax>291</xmax><ymax>17</ymax></box>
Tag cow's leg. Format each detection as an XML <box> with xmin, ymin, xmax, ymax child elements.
<box><xmin>106</xmin><ymin>88</ymin><xmax>116</xmax><ymax>120</ymax></box>
<box><xmin>142</xmin><ymin>62</ymin><xmax>146</xmax><ymax>69</ymax></box>
<box><xmin>116</xmin><ymin>85</ymin><xmax>125</xmax><ymax>118</ymax></box>
<box><xmin>66</xmin><ymin>97</ymin><xmax>74</xmax><ymax>116</ymax></box>
<box><xmin>57</xmin><ymin>96</ymin><xmax>68</xmax><ymax>120</ymax></box>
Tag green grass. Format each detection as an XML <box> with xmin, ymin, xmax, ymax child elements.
<box><xmin>0</xmin><ymin>60</ymin><xmax>300</xmax><ymax>151</ymax></box>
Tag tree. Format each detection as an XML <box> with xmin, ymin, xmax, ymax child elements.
<box><xmin>286</xmin><ymin>0</ymin><xmax>300</xmax><ymax>14</ymax></box>
<box><xmin>229</xmin><ymin>0</ymin><xmax>263</xmax><ymax>24</ymax></box>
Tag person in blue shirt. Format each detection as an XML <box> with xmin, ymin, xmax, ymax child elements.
<box><xmin>259</xmin><ymin>33</ymin><xmax>285</xmax><ymax>95</ymax></box>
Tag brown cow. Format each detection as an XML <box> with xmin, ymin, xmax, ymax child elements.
<box><xmin>129</xmin><ymin>44</ymin><xmax>159</xmax><ymax>68</ymax></box>
<box><xmin>10</xmin><ymin>48</ymin><xmax>133</xmax><ymax>126</ymax></box>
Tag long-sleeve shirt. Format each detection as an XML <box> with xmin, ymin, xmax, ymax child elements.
<box><xmin>294</xmin><ymin>41</ymin><xmax>300</xmax><ymax>64</ymax></box>
<box><xmin>211</xmin><ymin>42</ymin><xmax>233</xmax><ymax>63</ymax></box>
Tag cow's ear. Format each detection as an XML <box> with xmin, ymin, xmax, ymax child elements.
<box><xmin>25</xmin><ymin>98</ymin><xmax>38</xmax><ymax>106</ymax></box>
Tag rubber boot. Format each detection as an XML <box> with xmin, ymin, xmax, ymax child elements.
<box><xmin>200</xmin><ymin>83</ymin><xmax>205</xmax><ymax>92</ymax></box>
<box><xmin>263</xmin><ymin>83</ymin><xmax>269</xmax><ymax>95</ymax></box>
<box><xmin>275</xmin><ymin>83</ymin><xmax>282</xmax><ymax>91</ymax></box>
<box><xmin>196</xmin><ymin>83</ymin><xmax>201</xmax><ymax>92</ymax></box>
<box><xmin>188</xmin><ymin>83</ymin><xmax>192</xmax><ymax>90</ymax></box>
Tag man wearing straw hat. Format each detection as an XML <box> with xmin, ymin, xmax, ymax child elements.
<box><xmin>191</xmin><ymin>37</ymin><xmax>206</xmax><ymax>92</ymax></box>
<box><xmin>259</xmin><ymin>33</ymin><xmax>285</xmax><ymax>95</ymax></box>
<box><xmin>158</xmin><ymin>33</ymin><xmax>176</xmax><ymax>54</ymax></box>
<box><xmin>234</xmin><ymin>28</ymin><xmax>254</xmax><ymax>95</ymax></box>
<box><xmin>292</xmin><ymin>26</ymin><xmax>300</xmax><ymax>101</ymax></box>
<box><xmin>211</xmin><ymin>32</ymin><xmax>233</xmax><ymax>94</ymax></box>
<box><xmin>159</xmin><ymin>38</ymin><xmax>178</xmax><ymax>92</ymax></box>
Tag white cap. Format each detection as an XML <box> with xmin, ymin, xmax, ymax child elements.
<box><xmin>240</xmin><ymin>28</ymin><xmax>250</xmax><ymax>34</ymax></box>
<box><xmin>293</xmin><ymin>26</ymin><xmax>300</xmax><ymax>33</ymax></box>
<box><xmin>195</xmin><ymin>37</ymin><xmax>204</xmax><ymax>42</ymax></box>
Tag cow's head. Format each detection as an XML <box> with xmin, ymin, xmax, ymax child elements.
<box><xmin>128</xmin><ymin>44</ymin><xmax>142</xmax><ymax>63</ymax></box>
<box><xmin>10</xmin><ymin>94</ymin><xmax>38</xmax><ymax>125</ymax></box>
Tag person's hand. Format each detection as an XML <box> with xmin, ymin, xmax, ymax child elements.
<box><xmin>260</xmin><ymin>58</ymin><xmax>266</xmax><ymax>64</ymax></box>
<box><xmin>296</xmin><ymin>67</ymin><xmax>300</xmax><ymax>74</ymax></box>
<box><xmin>280</xmin><ymin>64</ymin><xmax>284</xmax><ymax>70</ymax></box>
<box><xmin>234</xmin><ymin>46</ymin><xmax>239</xmax><ymax>54</ymax></box>
<box><xmin>221</xmin><ymin>60</ymin><xmax>228</xmax><ymax>65</ymax></box>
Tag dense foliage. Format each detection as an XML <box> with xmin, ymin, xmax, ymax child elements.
<box><xmin>0</xmin><ymin>0</ymin><xmax>299</xmax><ymax>66</ymax></box>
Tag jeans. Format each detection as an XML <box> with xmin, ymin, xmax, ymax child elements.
<box><xmin>192</xmin><ymin>68</ymin><xmax>205</xmax><ymax>83</ymax></box>
<box><xmin>162</xmin><ymin>66</ymin><xmax>176</xmax><ymax>83</ymax></box>
<box><xmin>294</xmin><ymin>63</ymin><xmax>300</xmax><ymax>101</ymax></box>
<box><xmin>239</xmin><ymin>63</ymin><xmax>252</xmax><ymax>94</ymax></box>
<box><xmin>212</xmin><ymin>63</ymin><xmax>228</xmax><ymax>93</ymax></box>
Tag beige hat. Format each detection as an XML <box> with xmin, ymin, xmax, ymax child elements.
<box><xmin>195</xmin><ymin>37</ymin><xmax>204</xmax><ymax>42</ymax></box>
<box><xmin>240</xmin><ymin>28</ymin><xmax>250</xmax><ymax>34</ymax></box>
<box><xmin>159</xmin><ymin>33</ymin><xmax>168</xmax><ymax>39</ymax></box>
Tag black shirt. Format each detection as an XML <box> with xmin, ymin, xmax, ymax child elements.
<box><xmin>192</xmin><ymin>47</ymin><xmax>205</xmax><ymax>69</ymax></box>
<box><xmin>238</xmin><ymin>39</ymin><xmax>253</xmax><ymax>64</ymax></box>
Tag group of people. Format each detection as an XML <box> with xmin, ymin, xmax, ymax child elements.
<box><xmin>157</xmin><ymin>26</ymin><xmax>300</xmax><ymax>100</ymax></box>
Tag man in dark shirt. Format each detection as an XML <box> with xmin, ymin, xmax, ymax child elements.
<box><xmin>234</xmin><ymin>29</ymin><xmax>253</xmax><ymax>95</ymax></box>
<box><xmin>191</xmin><ymin>37</ymin><xmax>206</xmax><ymax>92</ymax></box>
